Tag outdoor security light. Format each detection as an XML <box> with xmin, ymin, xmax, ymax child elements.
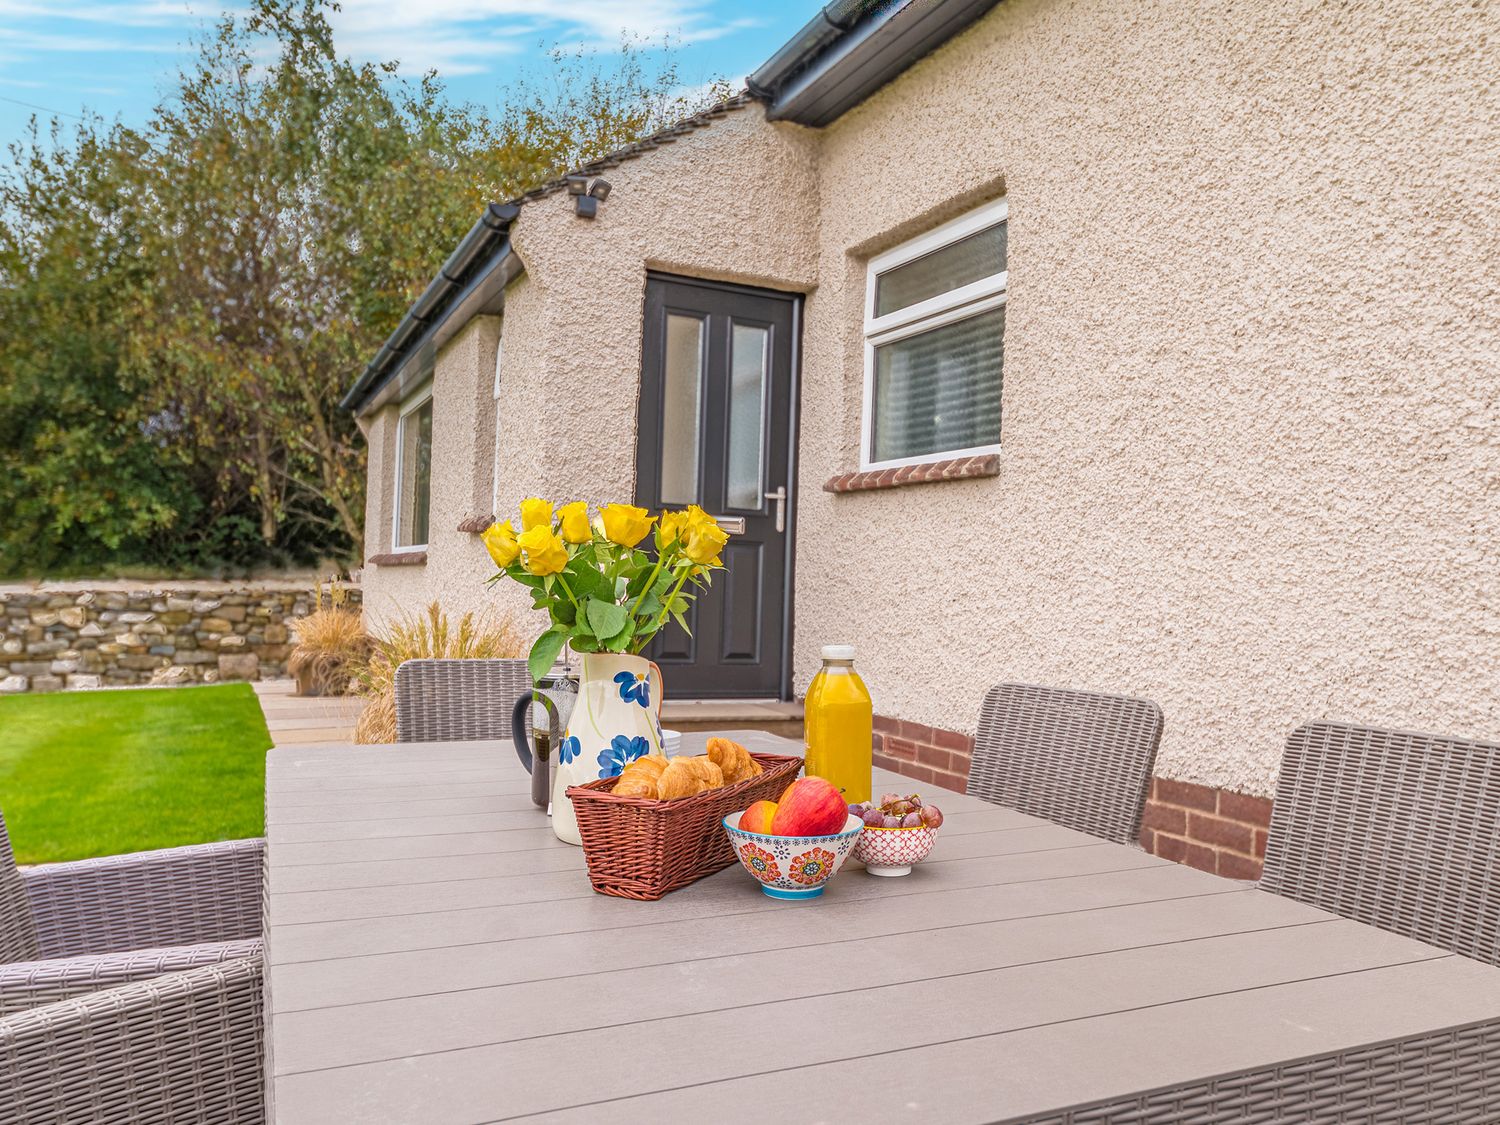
<box><xmin>574</xmin><ymin>178</ymin><xmax>611</xmax><ymax>218</ymax></box>
<box><xmin>564</xmin><ymin>174</ymin><xmax>588</xmax><ymax>196</ymax></box>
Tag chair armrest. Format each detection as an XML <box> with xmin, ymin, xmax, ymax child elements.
<box><xmin>21</xmin><ymin>838</ymin><xmax>263</xmax><ymax>959</ymax></box>
<box><xmin>0</xmin><ymin>954</ymin><xmax>264</xmax><ymax>1124</ymax></box>
<box><xmin>0</xmin><ymin>937</ymin><xmax>262</xmax><ymax>1017</ymax></box>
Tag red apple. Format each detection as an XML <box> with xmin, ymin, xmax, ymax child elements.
<box><xmin>770</xmin><ymin>777</ymin><xmax>849</xmax><ymax>837</ymax></box>
<box><xmin>737</xmin><ymin>800</ymin><xmax>778</xmax><ymax>834</ymax></box>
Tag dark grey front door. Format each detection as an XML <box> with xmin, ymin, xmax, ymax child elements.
<box><xmin>635</xmin><ymin>274</ymin><xmax>800</xmax><ymax>699</ymax></box>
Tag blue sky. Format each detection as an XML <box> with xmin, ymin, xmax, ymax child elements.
<box><xmin>0</xmin><ymin>0</ymin><xmax>822</xmax><ymax>149</ymax></box>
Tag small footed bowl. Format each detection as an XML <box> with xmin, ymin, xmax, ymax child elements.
<box><xmin>852</xmin><ymin>824</ymin><xmax>936</xmax><ymax>876</ymax></box>
<box><xmin>722</xmin><ymin>813</ymin><xmax>864</xmax><ymax>900</ymax></box>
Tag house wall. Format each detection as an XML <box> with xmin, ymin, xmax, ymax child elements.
<box><xmin>359</xmin><ymin>107</ymin><xmax>823</xmax><ymax>640</ymax></box>
<box><xmin>794</xmin><ymin>0</ymin><xmax>1500</xmax><ymax>806</ymax></box>
<box><xmin>360</xmin><ymin>316</ymin><xmax>506</xmax><ymax>632</ymax></box>
<box><xmin>356</xmin><ymin>0</ymin><xmax>1499</xmax><ymax>875</ymax></box>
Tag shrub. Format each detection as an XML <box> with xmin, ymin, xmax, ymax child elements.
<box><xmin>353</xmin><ymin>602</ymin><xmax>527</xmax><ymax>743</ymax></box>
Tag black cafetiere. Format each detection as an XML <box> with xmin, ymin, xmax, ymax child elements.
<box><xmin>510</xmin><ymin>668</ymin><xmax>575</xmax><ymax>810</ymax></box>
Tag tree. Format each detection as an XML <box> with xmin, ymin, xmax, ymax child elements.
<box><xmin>0</xmin><ymin>123</ymin><xmax>197</xmax><ymax>574</ymax></box>
<box><xmin>0</xmin><ymin>0</ymin><xmax>728</xmax><ymax>575</ymax></box>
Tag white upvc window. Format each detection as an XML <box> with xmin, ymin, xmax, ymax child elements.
<box><xmin>861</xmin><ymin>198</ymin><xmax>1008</xmax><ymax>471</ymax></box>
<box><xmin>392</xmin><ymin>383</ymin><xmax>434</xmax><ymax>551</ymax></box>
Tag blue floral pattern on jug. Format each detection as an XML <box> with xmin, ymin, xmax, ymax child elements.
<box><xmin>614</xmin><ymin>670</ymin><xmax>651</xmax><ymax>708</ymax></box>
<box><xmin>558</xmin><ymin>735</ymin><xmax>581</xmax><ymax>766</ymax></box>
<box><xmin>598</xmin><ymin>735</ymin><xmax>650</xmax><ymax>779</ymax></box>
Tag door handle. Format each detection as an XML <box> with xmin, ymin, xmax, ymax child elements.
<box><xmin>764</xmin><ymin>487</ymin><xmax>787</xmax><ymax>533</ymax></box>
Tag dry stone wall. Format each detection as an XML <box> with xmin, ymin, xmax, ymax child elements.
<box><xmin>0</xmin><ymin>583</ymin><xmax>361</xmax><ymax>693</ymax></box>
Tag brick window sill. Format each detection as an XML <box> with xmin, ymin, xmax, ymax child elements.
<box><xmin>824</xmin><ymin>454</ymin><xmax>999</xmax><ymax>494</ymax></box>
<box><xmin>367</xmin><ymin>551</ymin><xmax>427</xmax><ymax>567</ymax></box>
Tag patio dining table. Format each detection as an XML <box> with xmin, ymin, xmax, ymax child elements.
<box><xmin>263</xmin><ymin>731</ymin><xmax>1500</xmax><ymax>1123</ymax></box>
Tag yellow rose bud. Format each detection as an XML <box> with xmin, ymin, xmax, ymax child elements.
<box><xmin>517</xmin><ymin>525</ymin><xmax>568</xmax><ymax>576</ymax></box>
<box><xmin>480</xmin><ymin>520</ymin><xmax>521</xmax><ymax>568</ymax></box>
<box><xmin>557</xmin><ymin>501</ymin><xmax>592</xmax><ymax>544</ymax></box>
<box><xmin>600</xmin><ymin>503</ymin><xmax>655</xmax><ymax>548</ymax></box>
<box><xmin>658</xmin><ymin>510</ymin><xmax>687</xmax><ymax>547</ymax></box>
<box><xmin>519</xmin><ymin>497</ymin><xmax>553</xmax><ymax>533</ymax></box>
<box><xmin>682</xmin><ymin>518</ymin><xmax>729</xmax><ymax>567</ymax></box>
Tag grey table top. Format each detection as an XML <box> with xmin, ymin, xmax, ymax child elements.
<box><xmin>264</xmin><ymin>732</ymin><xmax>1500</xmax><ymax>1123</ymax></box>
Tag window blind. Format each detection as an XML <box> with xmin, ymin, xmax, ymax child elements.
<box><xmin>872</xmin><ymin>305</ymin><xmax>1004</xmax><ymax>464</ymax></box>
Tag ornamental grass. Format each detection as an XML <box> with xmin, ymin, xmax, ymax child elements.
<box><xmin>353</xmin><ymin>601</ymin><xmax>527</xmax><ymax>743</ymax></box>
<box><xmin>287</xmin><ymin>607</ymin><xmax>369</xmax><ymax>696</ymax></box>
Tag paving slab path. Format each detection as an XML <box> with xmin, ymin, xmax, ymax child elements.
<box><xmin>254</xmin><ymin>679</ymin><xmax>365</xmax><ymax>747</ymax></box>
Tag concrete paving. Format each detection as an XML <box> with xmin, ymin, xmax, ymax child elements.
<box><xmin>253</xmin><ymin>679</ymin><xmax>365</xmax><ymax>746</ymax></box>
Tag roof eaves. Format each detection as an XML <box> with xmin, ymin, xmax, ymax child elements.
<box><xmin>344</xmin><ymin>93</ymin><xmax>758</xmax><ymax>416</ymax></box>
<box><xmin>750</xmin><ymin>0</ymin><xmax>1002</xmax><ymax>127</ymax></box>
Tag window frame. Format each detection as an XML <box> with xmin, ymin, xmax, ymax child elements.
<box><xmin>860</xmin><ymin>198</ymin><xmax>1008</xmax><ymax>471</ymax></box>
<box><xmin>391</xmin><ymin>382</ymin><xmax>434</xmax><ymax>552</ymax></box>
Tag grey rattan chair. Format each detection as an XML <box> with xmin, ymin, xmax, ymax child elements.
<box><xmin>1261</xmin><ymin>720</ymin><xmax>1500</xmax><ymax>965</ymax></box>
<box><xmin>0</xmin><ymin>811</ymin><xmax>266</xmax><ymax>1121</ymax></box>
<box><xmin>967</xmin><ymin>682</ymin><xmax>1163</xmax><ymax>844</ymax></box>
<box><xmin>394</xmin><ymin>657</ymin><xmax>533</xmax><ymax>742</ymax></box>
<box><xmin>0</xmin><ymin>954</ymin><xmax>264</xmax><ymax>1123</ymax></box>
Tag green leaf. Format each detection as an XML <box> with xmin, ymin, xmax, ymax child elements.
<box><xmin>527</xmin><ymin>629</ymin><xmax>567</xmax><ymax>683</ymax></box>
<box><xmin>586</xmin><ymin>597</ymin><xmax>628</xmax><ymax>642</ymax></box>
<box><xmin>602</xmin><ymin>617</ymin><xmax>635</xmax><ymax>653</ymax></box>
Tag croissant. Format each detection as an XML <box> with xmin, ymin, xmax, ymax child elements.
<box><xmin>706</xmin><ymin>737</ymin><xmax>763</xmax><ymax>785</ymax></box>
<box><xmin>657</xmin><ymin>755</ymin><xmax>724</xmax><ymax>800</ymax></box>
<box><xmin>614</xmin><ymin>754</ymin><xmax>668</xmax><ymax>798</ymax></box>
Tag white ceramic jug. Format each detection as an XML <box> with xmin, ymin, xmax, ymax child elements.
<box><xmin>552</xmin><ymin>652</ymin><xmax>666</xmax><ymax>845</ymax></box>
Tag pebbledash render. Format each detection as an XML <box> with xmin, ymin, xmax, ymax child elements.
<box><xmin>350</xmin><ymin>0</ymin><xmax>1500</xmax><ymax>878</ymax></box>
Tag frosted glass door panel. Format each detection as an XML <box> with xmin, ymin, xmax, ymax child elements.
<box><xmin>659</xmin><ymin>314</ymin><xmax>705</xmax><ymax>506</ymax></box>
<box><xmin>726</xmin><ymin>324</ymin><xmax>769</xmax><ymax>510</ymax></box>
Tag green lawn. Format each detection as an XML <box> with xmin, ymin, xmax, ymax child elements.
<box><xmin>0</xmin><ymin>684</ymin><xmax>271</xmax><ymax>864</ymax></box>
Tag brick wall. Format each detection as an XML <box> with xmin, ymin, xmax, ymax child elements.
<box><xmin>872</xmin><ymin>714</ymin><xmax>974</xmax><ymax>794</ymax></box>
<box><xmin>1140</xmin><ymin>778</ymin><xmax>1272</xmax><ymax>880</ymax></box>
<box><xmin>873</xmin><ymin>713</ymin><xmax>1275</xmax><ymax>879</ymax></box>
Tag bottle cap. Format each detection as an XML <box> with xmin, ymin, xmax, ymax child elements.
<box><xmin>820</xmin><ymin>644</ymin><xmax>855</xmax><ymax>662</ymax></box>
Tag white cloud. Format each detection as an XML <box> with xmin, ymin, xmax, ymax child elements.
<box><xmin>325</xmin><ymin>0</ymin><xmax>741</xmax><ymax>76</ymax></box>
<box><xmin>0</xmin><ymin>0</ymin><xmax>753</xmax><ymax>80</ymax></box>
<box><xmin>0</xmin><ymin>0</ymin><xmax>210</xmax><ymax>27</ymax></box>
<box><xmin>0</xmin><ymin>27</ymin><xmax>177</xmax><ymax>52</ymax></box>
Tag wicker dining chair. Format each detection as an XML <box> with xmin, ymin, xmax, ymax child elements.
<box><xmin>0</xmin><ymin>954</ymin><xmax>265</xmax><ymax>1124</ymax></box>
<box><xmin>967</xmin><ymin>682</ymin><xmax>1163</xmax><ymax>844</ymax></box>
<box><xmin>1</xmin><ymin>810</ymin><xmax>264</xmax><ymax>1014</ymax></box>
<box><xmin>0</xmin><ymin>811</ymin><xmax>266</xmax><ymax>1121</ymax></box>
<box><xmin>394</xmin><ymin>657</ymin><xmax>534</xmax><ymax>742</ymax></box>
<box><xmin>1261</xmin><ymin>720</ymin><xmax>1500</xmax><ymax>966</ymax></box>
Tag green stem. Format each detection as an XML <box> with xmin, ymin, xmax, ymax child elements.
<box><xmin>628</xmin><ymin>553</ymin><xmax>666</xmax><ymax>620</ymax></box>
<box><xmin>554</xmin><ymin>572</ymin><xmax>581</xmax><ymax>611</ymax></box>
<box><xmin>634</xmin><ymin>564</ymin><xmax>695</xmax><ymax>651</ymax></box>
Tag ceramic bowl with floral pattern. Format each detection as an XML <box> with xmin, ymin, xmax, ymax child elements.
<box><xmin>851</xmin><ymin>823</ymin><xmax>936</xmax><ymax>876</ymax></box>
<box><xmin>722</xmin><ymin>813</ymin><xmax>864</xmax><ymax>900</ymax></box>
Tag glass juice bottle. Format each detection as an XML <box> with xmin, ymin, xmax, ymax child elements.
<box><xmin>803</xmin><ymin>644</ymin><xmax>873</xmax><ymax>805</ymax></box>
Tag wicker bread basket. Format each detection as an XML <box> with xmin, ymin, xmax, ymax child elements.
<box><xmin>566</xmin><ymin>752</ymin><xmax>803</xmax><ymax>900</ymax></box>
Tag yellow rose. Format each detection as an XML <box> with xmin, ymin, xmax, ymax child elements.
<box><xmin>557</xmin><ymin>501</ymin><xmax>592</xmax><ymax>544</ymax></box>
<box><xmin>480</xmin><ymin>520</ymin><xmax>521</xmax><ymax>568</ymax></box>
<box><xmin>519</xmin><ymin>497</ymin><xmax>553</xmax><ymax>533</ymax></box>
<box><xmin>658</xmin><ymin>509</ymin><xmax>687</xmax><ymax>547</ymax></box>
<box><xmin>517</xmin><ymin>525</ymin><xmax>568</xmax><ymax>576</ymax></box>
<box><xmin>682</xmin><ymin>517</ymin><xmax>729</xmax><ymax>567</ymax></box>
<box><xmin>600</xmin><ymin>503</ymin><xmax>655</xmax><ymax>548</ymax></box>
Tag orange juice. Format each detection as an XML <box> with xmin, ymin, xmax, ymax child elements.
<box><xmin>803</xmin><ymin>644</ymin><xmax>872</xmax><ymax>805</ymax></box>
